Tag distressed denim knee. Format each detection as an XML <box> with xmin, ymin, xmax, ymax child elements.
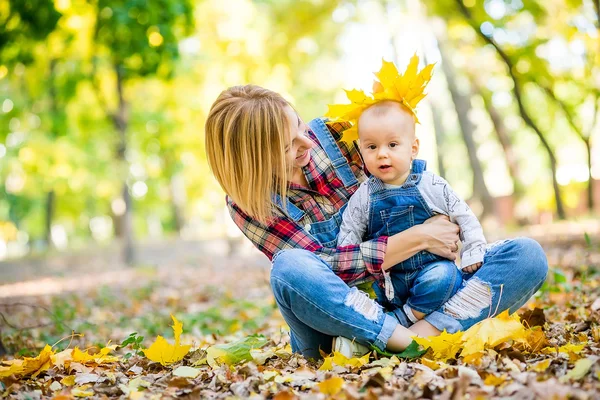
<box><xmin>269</xmin><ymin>248</ymin><xmax>398</xmax><ymax>354</ymax></box>
<box><xmin>430</xmin><ymin>236</ymin><xmax>550</xmax><ymax>333</ymax></box>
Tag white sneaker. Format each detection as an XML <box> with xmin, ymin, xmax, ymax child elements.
<box><xmin>332</xmin><ymin>336</ymin><xmax>370</xmax><ymax>358</ymax></box>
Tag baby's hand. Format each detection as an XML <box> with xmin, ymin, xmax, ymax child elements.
<box><xmin>463</xmin><ymin>262</ymin><xmax>482</xmax><ymax>274</ymax></box>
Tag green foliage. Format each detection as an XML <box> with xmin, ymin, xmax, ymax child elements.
<box><xmin>371</xmin><ymin>340</ymin><xmax>428</xmax><ymax>359</ymax></box>
<box><xmin>95</xmin><ymin>0</ymin><xmax>194</xmax><ymax>78</ymax></box>
<box><xmin>0</xmin><ymin>0</ymin><xmax>61</xmax><ymax>64</ymax></box>
<box><xmin>538</xmin><ymin>267</ymin><xmax>572</xmax><ymax>295</ymax></box>
<box><xmin>119</xmin><ymin>332</ymin><xmax>145</xmax><ymax>360</ymax></box>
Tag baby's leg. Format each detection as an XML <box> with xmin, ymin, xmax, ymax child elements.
<box><xmin>404</xmin><ymin>261</ymin><xmax>463</xmax><ymax>323</ymax></box>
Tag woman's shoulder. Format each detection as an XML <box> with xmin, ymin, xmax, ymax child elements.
<box><xmin>308</xmin><ymin>118</ymin><xmax>365</xmax><ymax>178</ymax></box>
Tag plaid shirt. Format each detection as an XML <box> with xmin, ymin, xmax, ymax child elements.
<box><xmin>227</xmin><ymin>121</ymin><xmax>388</xmax><ymax>287</ymax></box>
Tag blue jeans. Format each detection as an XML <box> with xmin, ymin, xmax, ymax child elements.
<box><xmin>383</xmin><ymin>260</ymin><xmax>462</xmax><ymax>324</ymax></box>
<box><xmin>270</xmin><ymin>238</ymin><xmax>548</xmax><ymax>359</ymax></box>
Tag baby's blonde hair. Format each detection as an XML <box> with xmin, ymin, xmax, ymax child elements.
<box><xmin>205</xmin><ymin>85</ymin><xmax>291</xmax><ymax>224</ymax></box>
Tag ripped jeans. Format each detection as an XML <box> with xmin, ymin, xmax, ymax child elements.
<box><xmin>270</xmin><ymin>238</ymin><xmax>548</xmax><ymax>359</ymax></box>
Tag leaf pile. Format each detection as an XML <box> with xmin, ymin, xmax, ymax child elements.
<box><xmin>0</xmin><ymin>241</ymin><xmax>599</xmax><ymax>399</ymax></box>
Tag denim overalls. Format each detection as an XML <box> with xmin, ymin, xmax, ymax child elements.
<box><xmin>366</xmin><ymin>159</ymin><xmax>446</xmax><ymax>270</ymax></box>
<box><xmin>364</xmin><ymin>159</ymin><xmax>462</xmax><ymax>319</ymax></box>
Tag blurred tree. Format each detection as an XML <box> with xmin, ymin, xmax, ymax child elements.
<box><xmin>448</xmin><ymin>0</ymin><xmax>599</xmax><ymax>217</ymax></box>
<box><xmin>471</xmin><ymin>78</ymin><xmax>523</xmax><ymax>198</ymax></box>
<box><xmin>438</xmin><ymin>37</ymin><xmax>495</xmax><ymax>216</ymax></box>
<box><xmin>0</xmin><ymin>0</ymin><xmax>61</xmax><ymax>65</ymax></box>
<box><xmin>0</xmin><ymin>0</ymin><xmax>64</xmax><ymax>247</ymax></box>
<box><xmin>90</xmin><ymin>0</ymin><xmax>194</xmax><ymax>263</ymax></box>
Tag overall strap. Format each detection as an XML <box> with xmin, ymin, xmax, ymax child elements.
<box><xmin>402</xmin><ymin>159</ymin><xmax>427</xmax><ymax>187</ymax></box>
<box><xmin>411</xmin><ymin>159</ymin><xmax>427</xmax><ymax>174</ymax></box>
<box><xmin>308</xmin><ymin>118</ymin><xmax>359</xmax><ymax>188</ymax></box>
<box><xmin>272</xmin><ymin>194</ymin><xmax>306</xmax><ymax>222</ymax></box>
<box><xmin>367</xmin><ymin>175</ymin><xmax>386</xmax><ymax>194</ymax></box>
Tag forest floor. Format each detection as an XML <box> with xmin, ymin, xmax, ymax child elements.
<box><xmin>0</xmin><ymin>223</ymin><xmax>599</xmax><ymax>399</ymax></box>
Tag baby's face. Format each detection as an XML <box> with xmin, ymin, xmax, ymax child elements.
<box><xmin>358</xmin><ymin>105</ymin><xmax>419</xmax><ymax>186</ymax></box>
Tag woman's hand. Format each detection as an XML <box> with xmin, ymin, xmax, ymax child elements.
<box><xmin>420</xmin><ymin>215</ymin><xmax>461</xmax><ymax>260</ymax></box>
<box><xmin>381</xmin><ymin>215</ymin><xmax>460</xmax><ymax>270</ymax></box>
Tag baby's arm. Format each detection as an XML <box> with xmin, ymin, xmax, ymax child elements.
<box><xmin>420</xmin><ymin>172</ymin><xmax>487</xmax><ymax>270</ymax></box>
<box><xmin>337</xmin><ymin>181</ymin><xmax>371</xmax><ymax>246</ymax></box>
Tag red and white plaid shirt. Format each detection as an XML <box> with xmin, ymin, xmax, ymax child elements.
<box><xmin>227</xmin><ymin>121</ymin><xmax>388</xmax><ymax>287</ymax></box>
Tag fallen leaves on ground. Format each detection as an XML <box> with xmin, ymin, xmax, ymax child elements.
<box><xmin>1</xmin><ymin>238</ymin><xmax>599</xmax><ymax>398</ymax></box>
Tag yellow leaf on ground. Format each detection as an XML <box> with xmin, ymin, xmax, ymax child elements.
<box><xmin>0</xmin><ymin>360</ymin><xmax>24</xmax><ymax>378</ymax></box>
<box><xmin>20</xmin><ymin>344</ymin><xmax>55</xmax><ymax>378</ymax></box>
<box><xmin>262</xmin><ymin>370</ymin><xmax>279</xmax><ymax>381</ymax></box>
<box><xmin>51</xmin><ymin>349</ymin><xmax>73</xmax><ymax>368</ymax></box>
<box><xmin>421</xmin><ymin>358</ymin><xmax>441</xmax><ymax>370</ymax></box>
<box><xmin>542</xmin><ymin>343</ymin><xmax>586</xmax><ymax>356</ymax></box>
<box><xmin>61</xmin><ymin>375</ymin><xmax>76</xmax><ymax>386</ymax></box>
<box><xmin>463</xmin><ymin>352</ymin><xmax>486</xmax><ymax>366</ymax></box>
<box><xmin>317</xmin><ymin>376</ymin><xmax>344</xmax><ymax>395</ymax></box>
<box><xmin>72</xmin><ymin>384</ymin><xmax>94</xmax><ymax>397</ymax></box>
<box><xmin>484</xmin><ymin>374</ymin><xmax>507</xmax><ymax>387</ymax></box>
<box><xmin>560</xmin><ymin>358</ymin><xmax>595</xmax><ymax>382</ymax></box>
<box><xmin>413</xmin><ymin>330</ymin><xmax>463</xmax><ymax>361</ymax></box>
<box><xmin>143</xmin><ymin>315</ymin><xmax>191</xmax><ymax>366</ymax></box>
<box><xmin>72</xmin><ymin>346</ymin><xmax>119</xmax><ymax>365</ymax></box>
<box><xmin>461</xmin><ymin>310</ymin><xmax>526</xmax><ymax>357</ymax></box>
<box><xmin>529</xmin><ymin>359</ymin><xmax>551</xmax><ymax>372</ymax></box>
<box><xmin>319</xmin><ymin>351</ymin><xmax>370</xmax><ymax>371</ymax></box>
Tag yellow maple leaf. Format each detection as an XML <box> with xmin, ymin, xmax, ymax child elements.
<box><xmin>72</xmin><ymin>345</ymin><xmax>119</xmax><ymax>365</ymax></box>
<box><xmin>413</xmin><ymin>330</ymin><xmax>463</xmax><ymax>361</ymax></box>
<box><xmin>529</xmin><ymin>359</ymin><xmax>551</xmax><ymax>372</ymax></box>
<box><xmin>61</xmin><ymin>375</ymin><xmax>77</xmax><ymax>386</ymax></box>
<box><xmin>541</xmin><ymin>343</ymin><xmax>585</xmax><ymax>355</ymax></box>
<box><xmin>374</xmin><ymin>59</ymin><xmax>399</xmax><ymax>90</ymax></box>
<box><xmin>0</xmin><ymin>360</ymin><xmax>24</xmax><ymax>378</ymax></box>
<box><xmin>484</xmin><ymin>373</ymin><xmax>507</xmax><ymax>387</ymax></box>
<box><xmin>72</xmin><ymin>384</ymin><xmax>94</xmax><ymax>397</ymax></box>
<box><xmin>317</xmin><ymin>376</ymin><xmax>344</xmax><ymax>395</ymax></box>
<box><xmin>17</xmin><ymin>344</ymin><xmax>55</xmax><ymax>378</ymax></box>
<box><xmin>461</xmin><ymin>310</ymin><xmax>527</xmax><ymax>357</ymax></box>
<box><xmin>420</xmin><ymin>357</ymin><xmax>442</xmax><ymax>370</ymax></box>
<box><xmin>51</xmin><ymin>349</ymin><xmax>73</xmax><ymax>368</ymax></box>
<box><xmin>143</xmin><ymin>315</ymin><xmax>191</xmax><ymax>366</ymax></box>
<box><xmin>318</xmin><ymin>351</ymin><xmax>370</xmax><ymax>371</ymax></box>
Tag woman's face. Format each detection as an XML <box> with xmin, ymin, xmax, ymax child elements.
<box><xmin>283</xmin><ymin>105</ymin><xmax>314</xmax><ymax>170</ymax></box>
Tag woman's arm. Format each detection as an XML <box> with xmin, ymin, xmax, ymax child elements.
<box><xmin>381</xmin><ymin>215</ymin><xmax>460</xmax><ymax>270</ymax></box>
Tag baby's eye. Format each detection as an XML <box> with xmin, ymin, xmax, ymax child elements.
<box><xmin>389</xmin><ymin>142</ymin><xmax>398</xmax><ymax>148</ymax></box>
<box><xmin>367</xmin><ymin>145</ymin><xmax>376</xmax><ymax>150</ymax></box>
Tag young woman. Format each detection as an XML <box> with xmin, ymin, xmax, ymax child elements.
<box><xmin>204</xmin><ymin>84</ymin><xmax>548</xmax><ymax>360</ymax></box>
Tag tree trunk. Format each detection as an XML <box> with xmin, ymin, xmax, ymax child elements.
<box><xmin>454</xmin><ymin>0</ymin><xmax>566</xmax><ymax>220</ymax></box>
<box><xmin>113</xmin><ymin>64</ymin><xmax>134</xmax><ymax>265</ymax></box>
<box><xmin>585</xmin><ymin>138</ymin><xmax>594</xmax><ymax>211</ymax></box>
<box><xmin>438</xmin><ymin>41</ymin><xmax>495</xmax><ymax>217</ymax></box>
<box><xmin>170</xmin><ymin>173</ymin><xmax>186</xmax><ymax>234</ymax></box>
<box><xmin>44</xmin><ymin>191</ymin><xmax>55</xmax><ymax>248</ymax></box>
<box><xmin>472</xmin><ymin>80</ymin><xmax>523</xmax><ymax>198</ymax></box>
<box><xmin>45</xmin><ymin>59</ymin><xmax>58</xmax><ymax>249</ymax></box>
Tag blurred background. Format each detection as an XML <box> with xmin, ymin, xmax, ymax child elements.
<box><xmin>0</xmin><ymin>0</ymin><xmax>598</xmax><ymax>266</ymax></box>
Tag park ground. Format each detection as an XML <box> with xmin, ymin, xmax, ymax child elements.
<box><xmin>0</xmin><ymin>222</ymin><xmax>599</xmax><ymax>399</ymax></box>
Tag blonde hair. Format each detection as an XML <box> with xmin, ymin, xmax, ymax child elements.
<box><xmin>205</xmin><ymin>85</ymin><xmax>291</xmax><ymax>224</ymax></box>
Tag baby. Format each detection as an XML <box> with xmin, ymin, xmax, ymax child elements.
<box><xmin>337</xmin><ymin>99</ymin><xmax>487</xmax><ymax>326</ymax></box>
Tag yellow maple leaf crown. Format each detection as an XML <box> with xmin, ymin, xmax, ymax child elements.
<box><xmin>325</xmin><ymin>53</ymin><xmax>435</xmax><ymax>143</ymax></box>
